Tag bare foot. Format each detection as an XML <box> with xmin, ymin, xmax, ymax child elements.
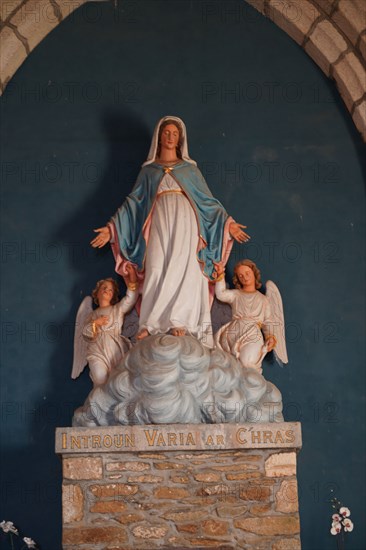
<box><xmin>171</xmin><ymin>327</ymin><xmax>186</xmax><ymax>337</ymax></box>
<box><xmin>136</xmin><ymin>328</ymin><xmax>150</xmax><ymax>340</ymax></box>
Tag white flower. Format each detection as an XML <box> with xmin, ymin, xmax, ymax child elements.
<box><xmin>332</xmin><ymin>513</ymin><xmax>341</xmax><ymax>522</ymax></box>
<box><xmin>0</xmin><ymin>521</ymin><xmax>19</xmax><ymax>534</ymax></box>
<box><xmin>23</xmin><ymin>536</ymin><xmax>37</xmax><ymax>548</ymax></box>
<box><xmin>330</xmin><ymin>522</ymin><xmax>342</xmax><ymax>535</ymax></box>
<box><xmin>339</xmin><ymin>506</ymin><xmax>351</xmax><ymax>517</ymax></box>
<box><xmin>342</xmin><ymin>518</ymin><xmax>354</xmax><ymax>532</ymax></box>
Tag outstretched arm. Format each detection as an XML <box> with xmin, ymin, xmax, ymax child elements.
<box><xmin>213</xmin><ymin>262</ymin><xmax>235</xmax><ymax>304</ymax></box>
<box><xmin>118</xmin><ymin>264</ymin><xmax>139</xmax><ymax>314</ymax></box>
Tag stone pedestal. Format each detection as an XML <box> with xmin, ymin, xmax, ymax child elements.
<box><xmin>56</xmin><ymin>422</ymin><xmax>302</xmax><ymax>549</ymax></box>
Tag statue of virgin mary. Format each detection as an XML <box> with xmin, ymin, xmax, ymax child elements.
<box><xmin>91</xmin><ymin>116</ymin><xmax>249</xmax><ymax>347</ymax></box>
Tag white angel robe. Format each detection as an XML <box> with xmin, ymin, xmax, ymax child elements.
<box><xmin>83</xmin><ymin>288</ymin><xmax>138</xmax><ymax>385</ymax></box>
<box><xmin>215</xmin><ymin>280</ymin><xmax>273</xmax><ymax>372</ymax></box>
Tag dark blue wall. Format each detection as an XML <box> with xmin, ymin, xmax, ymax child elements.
<box><xmin>1</xmin><ymin>1</ymin><xmax>365</xmax><ymax>548</ymax></box>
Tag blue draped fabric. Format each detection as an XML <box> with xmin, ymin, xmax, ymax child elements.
<box><xmin>111</xmin><ymin>161</ymin><xmax>230</xmax><ymax>280</ymax></box>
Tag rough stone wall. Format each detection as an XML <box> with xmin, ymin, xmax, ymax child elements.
<box><xmin>61</xmin><ymin>449</ymin><xmax>301</xmax><ymax>549</ymax></box>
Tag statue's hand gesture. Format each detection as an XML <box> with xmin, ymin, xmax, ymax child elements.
<box><xmin>212</xmin><ymin>261</ymin><xmax>225</xmax><ymax>280</ymax></box>
<box><xmin>95</xmin><ymin>315</ymin><xmax>109</xmax><ymax>327</ymax></box>
<box><xmin>125</xmin><ymin>263</ymin><xmax>137</xmax><ymax>283</ymax></box>
<box><xmin>91</xmin><ymin>226</ymin><xmax>111</xmax><ymax>248</ymax></box>
<box><xmin>266</xmin><ymin>335</ymin><xmax>277</xmax><ymax>352</ymax></box>
<box><xmin>229</xmin><ymin>222</ymin><xmax>250</xmax><ymax>243</ymax></box>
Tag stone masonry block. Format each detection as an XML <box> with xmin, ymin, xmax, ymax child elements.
<box><xmin>305</xmin><ymin>19</ymin><xmax>348</xmax><ymax>76</ymax></box>
<box><xmin>240</xmin><ymin>484</ymin><xmax>272</xmax><ymax>501</ymax></box>
<box><xmin>234</xmin><ymin>515</ymin><xmax>300</xmax><ymax>535</ymax></box>
<box><xmin>333</xmin><ymin>52</ymin><xmax>366</xmax><ymax>111</ymax></box>
<box><xmin>132</xmin><ymin>524</ymin><xmax>169</xmax><ymax>539</ymax></box>
<box><xmin>189</xmin><ymin>538</ymin><xmax>232</xmax><ymax>547</ymax></box>
<box><xmin>268</xmin><ymin>0</ymin><xmax>321</xmax><ymax>45</ymax></box>
<box><xmin>202</xmin><ymin>519</ymin><xmax>229</xmax><ymax>536</ymax></box>
<box><xmin>272</xmin><ymin>538</ymin><xmax>301</xmax><ymax>550</ymax></box>
<box><xmin>359</xmin><ymin>32</ymin><xmax>366</xmax><ymax>61</ymax></box>
<box><xmin>212</xmin><ymin>463</ymin><xmax>260</xmax><ymax>472</ymax></box>
<box><xmin>225</xmin><ymin>471</ymin><xmax>262</xmax><ymax>480</ymax></box>
<box><xmin>106</xmin><ymin>461</ymin><xmax>150</xmax><ymax>472</ymax></box>
<box><xmin>89</xmin><ymin>483</ymin><xmax>138</xmax><ymax>498</ymax></box>
<box><xmin>194</xmin><ymin>472</ymin><xmax>222</xmax><ymax>482</ymax></box>
<box><xmin>314</xmin><ymin>0</ymin><xmax>337</xmax><ymax>16</ymax></box>
<box><xmin>62</xmin><ymin>484</ymin><xmax>84</xmax><ymax>523</ymax></box>
<box><xmin>250</xmin><ymin>503</ymin><xmax>272</xmax><ymax>514</ymax></box>
<box><xmin>0</xmin><ymin>1</ymin><xmax>24</xmax><ymax>22</ymax></box>
<box><xmin>9</xmin><ymin>0</ymin><xmax>59</xmax><ymax>52</ymax></box>
<box><xmin>162</xmin><ymin>509</ymin><xmax>209</xmax><ymax>522</ymax></box>
<box><xmin>170</xmin><ymin>474</ymin><xmax>190</xmax><ymax>483</ymax></box>
<box><xmin>265</xmin><ymin>452</ymin><xmax>296</xmax><ymax>477</ymax></box>
<box><xmin>154</xmin><ymin>486</ymin><xmax>190</xmax><ymax>499</ymax></box>
<box><xmin>154</xmin><ymin>461</ymin><xmax>184</xmax><ymax>470</ymax></box>
<box><xmin>275</xmin><ymin>479</ymin><xmax>299</xmax><ymax>513</ymax></box>
<box><xmin>63</xmin><ymin>527</ymin><xmax>127</xmax><ymax>545</ymax></box>
<box><xmin>353</xmin><ymin>100</ymin><xmax>366</xmax><ymax>142</ymax></box>
<box><xmin>0</xmin><ymin>25</ymin><xmax>27</xmax><ymax>85</ymax></box>
<box><xmin>332</xmin><ymin>0</ymin><xmax>366</xmax><ymax>47</ymax></box>
<box><xmin>117</xmin><ymin>513</ymin><xmax>144</xmax><ymax>524</ymax></box>
<box><xmin>89</xmin><ymin>501</ymin><xmax>127</xmax><ymax>514</ymax></box>
<box><xmin>63</xmin><ymin>456</ymin><xmax>103</xmax><ymax>480</ymax></box>
<box><xmin>127</xmin><ymin>474</ymin><xmax>163</xmax><ymax>483</ymax></box>
<box><xmin>176</xmin><ymin>523</ymin><xmax>199</xmax><ymax>534</ymax></box>
<box><xmin>216</xmin><ymin>504</ymin><xmax>249</xmax><ymax>517</ymax></box>
<box><xmin>58</xmin><ymin>424</ymin><xmax>303</xmax><ymax>548</ymax></box>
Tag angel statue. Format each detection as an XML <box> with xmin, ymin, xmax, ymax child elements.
<box><xmin>90</xmin><ymin>116</ymin><xmax>249</xmax><ymax>347</ymax></box>
<box><xmin>214</xmin><ymin>260</ymin><xmax>288</xmax><ymax>374</ymax></box>
<box><xmin>71</xmin><ymin>264</ymin><xmax>138</xmax><ymax>386</ymax></box>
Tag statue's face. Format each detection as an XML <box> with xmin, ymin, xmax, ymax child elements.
<box><xmin>97</xmin><ymin>281</ymin><xmax>114</xmax><ymax>305</ymax></box>
<box><xmin>236</xmin><ymin>265</ymin><xmax>255</xmax><ymax>289</ymax></box>
<box><xmin>160</xmin><ymin>123</ymin><xmax>180</xmax><ymax>152</ymax></box>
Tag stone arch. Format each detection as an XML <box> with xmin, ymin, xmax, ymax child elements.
<box><xmin>0</xmin><ymin>0</ymin><xmax>90</xmax><ymax>92</ymax></box>
<box><xmin>0</xmin><ymin>0</ymin><xmax>365</xmax><ymax>139</ymax></box>
<box><xmin>245</xmin><ymin>0</ymin><xmax>366</xmax><ymax>139</ymax></box>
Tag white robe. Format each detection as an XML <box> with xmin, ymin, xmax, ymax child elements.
<box><xmin>83</xmin><ymin>288</ymin><xmax>138</xmax><ymax>384</ymax></box>
<box><xmin>215</xmin><ymin>280</ymin><xmax>273</xmax><ymax>371</ymax></box>
<box><xmin>138</xmin><ymin>174</ymin><xmax>213</xmax><ymax>347</ymax></box>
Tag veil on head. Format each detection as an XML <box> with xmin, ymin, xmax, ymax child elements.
<box><xmin>142</xmin><ymin>116</ymin><xmax>197</xmax><ymax>166</ymax></box>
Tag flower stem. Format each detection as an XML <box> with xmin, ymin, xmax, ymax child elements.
<box><xmin>336</xmin><ymin>532</ymin><xmax>344</xmax><ymax>550</ymax></box>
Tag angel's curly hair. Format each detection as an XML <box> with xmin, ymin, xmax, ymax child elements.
<box><xmin>92</xmin><ymin>278</ymin><xmax>120</xmax><ymax>306</ymax></box>
<box><xmin>233</xmin><ymin>259</ymin><xmax>262</xmax><ymax>290</ymax></box>
<box><xmin>156</xmin><ymin>119</ymin><xmax>183</xmax><ymax>159</ymax></box>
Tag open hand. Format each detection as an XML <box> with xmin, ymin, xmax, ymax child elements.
<box><xmin>91</xmin><ymin>226</ymin><xmax>111</xmax><ymax>248</ymax></box>
<box><xmin>229</xmin><ymin>222</ymin><xmax>250</xmax><ymax>243</ymax></box>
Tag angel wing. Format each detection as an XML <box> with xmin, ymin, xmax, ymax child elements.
<box><xmin>71</xmin><ymin>296</ymin><xmax>93</xmax><ymax>379</ymax></box>
<box><xmin>265</xmin><ymin>280</ymin><xmax>288</xmax><ymax>365</ymax></box>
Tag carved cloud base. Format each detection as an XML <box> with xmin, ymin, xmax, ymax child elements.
<box><xmin>56</xmin><ymin>422</ymin><xmax>302</xmax><ymax>549</ymax></box>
